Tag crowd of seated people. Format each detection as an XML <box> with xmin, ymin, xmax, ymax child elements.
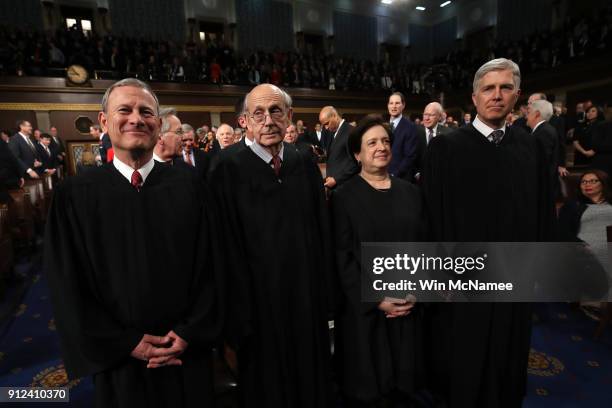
<box><xmin>0</xmin><ymin>4</ymin><xmax>610</xmax><ymax>94</ymax></box>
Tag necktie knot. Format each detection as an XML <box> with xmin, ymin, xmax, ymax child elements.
<box><xmin>131</xmin><ymin>170</ymin><xmax>143</xmax><ymax>191</ymax></box>
<box><xmin>271</xmin><ymin>154</ymin><xmax>281</xmax><ymax>177</ymax></box>
<box><xmin>489</xmin><ymin>129</ymin><xmax>504</xmax><ymax>145</ymax></box>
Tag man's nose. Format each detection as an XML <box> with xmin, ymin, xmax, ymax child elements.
<box><xmin>128</xmin><ymin>110</ymin><xmax>145</xmax><ymax>125</ymax></box>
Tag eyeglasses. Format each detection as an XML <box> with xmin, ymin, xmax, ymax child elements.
<box><xmin>246</xmin><ymin>107</ymin><xmax>286</xmax><ymax>124</ymax></box>
<box><xmin>581</xmin><ymin>179</ymin><xmax>601</xmax><ymax>185</ymax></box>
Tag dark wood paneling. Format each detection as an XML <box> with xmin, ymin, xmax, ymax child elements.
<box><xmin>291</xmin><ymin>113</ymin><xmax>319</xmax><ymax>130</ymax></box>
<box><xmin>0</xmin><ymin>111</ymin><xmax>37</xmax><ymax>134</ymax></box>
<box><xmin>49</xmin><ymin>111</ymin><xmax>99</xmax><ymax>141</ymax></box>
<box><xmin>176</xmin><ymin>112</ymin><xmax>212</xmax><ymax>129</ymax></box>
<box><xmin>220</xmin><ymin>112</ymin><xmax>239</xmax><ymax>128</ymax></box>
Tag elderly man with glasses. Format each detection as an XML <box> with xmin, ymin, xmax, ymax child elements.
<box><xmin>210</xmin><ymin>83</ymin><xmax>333</xmax><ymax>408</ymax></box>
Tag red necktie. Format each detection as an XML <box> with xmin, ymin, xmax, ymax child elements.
<box><xmin>131</xmin><ymin>170</ymin><xmax>143</xmax><ymax>191</ymax></box>
<box><xmin>271</xmin><ymin>155</ymin><xmax>281</xmax><ymax>177</ymax></box>
<box><xmin>185</xmin><ymin>153</ymin><xmax>193</xmax><ymax>166</ymax></box>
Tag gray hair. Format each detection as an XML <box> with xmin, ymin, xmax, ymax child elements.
<box><xmin>101</xmin><ymin>78</ymin><xmax>159</xmax><ymax>114</ymax></box>
<box><xmin>531</xmin><ymin>100</ymin><xmax>553</xmax><ymax>122</ymax></box>
<box><xmin>244</xmin><ymin>84</ymin><xmax>293</xmax><ymax>113</ymax></box>
<box><xmin>181</xmin><ymin>123</ymin><xmax>194</xmax><ymax>133</ymax></box>
<box><xmin>424</xmin><ymin>102</ymin><xmax>444</xmax><ymax>116</ymax></box>
<box><xmin>159</xmin><ymin>107</ymin><xmax>177</xmax><ymax>134</ymax></box>
<box><xmin>530</xmin><ymin>92</ymin><xmax>547</xmax><ymax>101</ymax></box>
<box><xmin>216</xmin><ymin>123</ymin><xmax>233</xmax><ymax>136</ymax></box>
<box><xmin>473</xmin><ymin>58</ymin><xmax>521</xmax><ymax>94</ymax></box>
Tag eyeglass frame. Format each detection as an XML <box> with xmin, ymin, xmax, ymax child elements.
<box><xmin>244</xmin><ymin>106</ymin><xmax>288</xmax><ymax>124</ymax></box>
<box><xmin>581</xmin><ymin>179</ymin><xmax>601</xmax><ymax>185</ymax></box>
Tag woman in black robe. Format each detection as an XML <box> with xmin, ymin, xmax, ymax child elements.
<box><xmin>331</xmin><ymin>115</ymin><xmax>426</xmax><ymax>407</ymax></box>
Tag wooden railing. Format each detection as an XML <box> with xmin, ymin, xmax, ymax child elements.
<box><xmin>0</xmin><ymin>173</ymin><xmax>57</xmax><ymax>298</ymax></box>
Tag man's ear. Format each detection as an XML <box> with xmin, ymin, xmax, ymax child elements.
<box><xmin>98</xmin><ymin>111</ymin><xmax>108</xmax><ymax>133</ymax></box>
<box><xmin>286</xmin><ymin>108</ymin><xmax>293</xmax><ymax>122</ymax></box>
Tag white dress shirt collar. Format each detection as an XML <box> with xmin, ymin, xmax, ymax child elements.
<box><xmin>249</xmin><ymin>140</ymin><xmax>284</xmax><ymax>164</ymax></box>
<box><xmin>390</xmin><ymin>116</ymin><xmax>402</xmax><ymax>129</ymax></box>
<box><xmin>245</xmin><ymin>136</ymin><xmax>254</xmax><ymax>146</ymax></box>
<box><xmin>334</xmin><ymin>119</ymin><xmax>345</xmax><ymax>138</ymax></box>
<box><xmin>113</xmin><ymin>155</ymin><xmax>155</xmax><ymax>184</ymax></box>
<box><xmin>532</xmin><ymin>120</ymin><xmax>546</xmax><ymax>133</ymax></box>
<box><xmin>473</xmin><ymin>115</ymin><xmax>506</xmax><ymax>140</ymax></box>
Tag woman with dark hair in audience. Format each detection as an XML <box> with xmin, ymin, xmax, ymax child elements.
<box><xmin>331</xmin><ymin>114</ymin><xmax>426</xmax><ymax>407</ymax></box>
<box><xmin>558</xmin><ymin>169</ymin><xmax>612</xmax><ymax>242</ymax></box>
<box><xmin>573</xmin><ymin>105</ymin><xmax>605</xmax><ymax>166</ymax></box>
<box><xmin>558</xmin><ymin>169</ymin><xmax>612</xmax><ymax>307</ymax></box>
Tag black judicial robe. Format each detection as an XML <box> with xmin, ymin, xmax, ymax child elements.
<box><xmin>210</xmin><ymin>145</ymin><xmax>333</xmax><ymax>408</ymax></box>
<box><xmin>331</xmin><ymin>175</ymin><xmax>425</xmax><ymax>403</ymax></box>
<box><xmin>44</xmin><ymin>162</ymin><xmax>221</xmax><ymax>408</ymax></box>
<box><xmin>422</xmin><ymin>124</ymin><xmax>551</xmax><ymax>408</ymax></box>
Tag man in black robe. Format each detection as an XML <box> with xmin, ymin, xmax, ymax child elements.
<box><xmin>210</xmin><ymin>84</ymin><xmax>333</xmax><ymax>408</ymax></box>
<box><xmin>44</xmin><ymin>78</ymin><xmax>220</xmax><ymax>408</ymax></box>
<box><xmin>423</xmin><ymin>58</ymin><xmax>552</xmax><ymax>408</ymax></box>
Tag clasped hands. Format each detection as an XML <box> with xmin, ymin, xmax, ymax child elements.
<box><xmin>130</xmin><ymin>330</ymin><xmax>188</xmax><ymax>368</ymax></box>
<box><xmin>378</xmin><ymin>296</ymin><xmax>416</xmax><ymax>318</ymax></box>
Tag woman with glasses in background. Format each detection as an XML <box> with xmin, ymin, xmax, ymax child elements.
<box><xmin>558</xmin><ymin>169</ymin><xmax>612</xmax><ymax>331</ymax></box>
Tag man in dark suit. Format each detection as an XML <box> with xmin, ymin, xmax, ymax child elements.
<box><xmin>91</xmin><ymin>124</ymin><xmax>112</xmax><ymax>163</ymax></box>
<box><xmin>387</xmin><ymin>92</ymin><xmax>419</xmax><ymax>181</ymax></box>
<box><xmin>319</xmin><ymin>106</ymin><xmax>358</xmax><ymax>189</ymax></box>
<box><xmin>8</xmin><ymin>119</ymin><xmax>42</xmax><ymax>179</ymax></box>
<box><xmin>414</xmin><ymin>101</ymin><xmax>452</xmax><ymax>180</ymax></box>
<box><xmin>527</xmin><ymin>99</ymin><xmax>560</xmax><ymax>201</ymax></box>
<box><xmin>179</xmin><ymin>123</ymin><xmax>210</xmax><ymax>179</ymax></box>
<box><xmin>35</xmin><ymin>133</ymin><xmax>58</xmax><ymax>176</ymax></box>
<box><xmin>527</xmin><ymin>92</ymin><xmax>569</xmax><ymax>178</ymax></box>
<box><xmin>49</xmin><ymin>126</ymin><xmax>66</xmax><ymax>165</ymax></box>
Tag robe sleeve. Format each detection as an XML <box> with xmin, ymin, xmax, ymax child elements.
<box><xmin>330</xmin><ymin>189</ymin><xmax>378</xmax><ymax>314</ymax></box>
<box><xmin>208</xmin><ymin>157</ymin><xmax>254</xmax><ymax>350</ymax></box>
<box><xmin>173</xmin><ymin>183</ymin><xmax>224</xmax><ymax>346</ymax></box>
<box><xmin>422</xmin><ymin>135</ymin><xmax>454</xmax><ymax>241</ymax></box>
<box><xmin>303</xmin><ymin>152</ymin><xmax>337</xmax><ymax>318</ymax></box>
<box><xmin>44</xmin><ymin>183</ymin><xmax>143</xmax><ymax>379</ymax></box>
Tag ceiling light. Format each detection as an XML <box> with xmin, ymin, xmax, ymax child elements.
<box><xmin>382</xmin><ymin>0</ymin><xmax>393</xmax><ymax>4</ymax></box>
<box><xmin>440</xmin><ymin>1</ymin><xmax>451</xmax><ymax>7</ymax></box>
<box><xmin>416</xmin><ymin>6</ymin><xmax>426</xmax><ymax>11</ymax></box>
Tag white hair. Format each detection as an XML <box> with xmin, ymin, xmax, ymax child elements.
<box><xmin>159</xmin><ymin>107</ymin><xmax>178</xmax><ymax>134</ymax></box>
<box><xmin>473</xmin><ymin>58</ymin><xmax>521</xmax><ymax>94</ymax></box>
<box><xmin>101</xmin><ymin>78</ymin><xmax>159</xmax><ymax>114</ymax></box>
<box><xmin>245</xmin><ymin>84</ymin><xmax>293</xmax><ymax>113</ymax></box>
<box><xmin>531</xmin><ymin>100</ymin><xmax>553</xmax><ymax>121</ymax></box>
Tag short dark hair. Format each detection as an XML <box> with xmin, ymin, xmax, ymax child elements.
<box><xmin>577</xmin><ymin>169</ymin><xmax>612</xmax><ymax>204</ymax></box>
<box><xmin>348</xmin><ymin>114</ymin><xmax>392</xmax><ymax>155</ymax></box>
<box><xmin>16</xmin><ymin>119</ymin><xmax>29</xmax><ymax>129</ymax></box>
<box><xmin>390</xmin><ymin>92</ymin><xmax>405</xmax><ymax>105</ymax></box>
<box><xmin>40</xmin><ymin>133</ymin><xmax>52</xmax><ymax>140</ymax></box>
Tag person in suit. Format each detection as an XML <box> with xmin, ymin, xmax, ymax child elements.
<box><xmin>35</xmin><ymin>133</ymin><xmax>58</xmax><ymax>176</ymax></box>
<box><xmin>528</xmin><ymin>92</ymin><xmax>569</xmax><ymax>178</ymax></box>
<box><xmin>387</xmin><ymin>92</ymin><xmax>419</xmax><ymax>182</ymax></box>
<box><xmin>180</xmin><ymin>123</ymin><xmax>210</xmax><ymax>179</ymax></box>
<box><xmin>90</xmin><ymin>124</ymin><xmax>112</xmax><ymax>163</ymax></box>
<box><xmin>319</xmin><ymin>106</ymin><xmax>359</xmax><ymax>189</ymax></box>
<box><xmin>49</xmin><ymin>126</ymin><xmax>66</xmax><ymax>165</ymax></box>
<box><xmin>8</xmin><ymin>119</ymin><xmax>42</xmax><ymax>179</ymax></box>
<box><xmin>152</xmin><ymin>107</ymin><xmax>184</xmax><ymax>164</ymax></box>
<box><xmin>527</xmin><ymin>99</ymin><xmax>560</xmax><ymax>203</ymax></box>
<box><xmin>459</xmin><ymin>112</ymin><xmax>472</xmax><ymax>127</ymax></box>
<box><xmin>413</xmin><ymin>102</ymin><xmax>452</xmax><ymax>181</ymax></box>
